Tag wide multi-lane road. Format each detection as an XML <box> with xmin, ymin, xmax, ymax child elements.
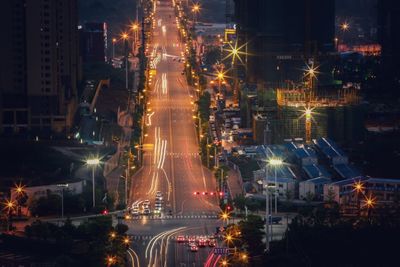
<box><xmin>129</xmin><ymin>1</ymin><xmax>219</xmax><ymax>217</ymax></box>
<box><xmin>126</xmin><ymin>1</ymin><xmax>221</xmax><ymax>266</ymax></box>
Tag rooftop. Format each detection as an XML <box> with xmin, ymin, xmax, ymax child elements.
<box><xmin>303</xmin><ymin>164</ymin><xmax>332</xmax><ymax>179</ymax></box>
<box><xmin>294</xmin><ymin>146</ymin><xmax>317</xmax><ymax>159</ymax></box>
<box><xmin>334</xmin><ymin>164</ymin><xmax>360</xmax><ymax>179</ymax></box>
<box><xmin>302</xmin><ymin>177</ymin><xmax>331</xmax><ymax>185</ymax></box>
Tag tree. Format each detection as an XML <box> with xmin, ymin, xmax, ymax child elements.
<box><xmin>197</xmin><ymin>91</ymin><xmax>211</xmax><ymax>122</ymax></box>
<box><xmin>115</xmin><ymin>223</ymin><xmax>128</xmax><ymax>235</ymax></box>
<box><xmin>29</xmin><ymin>193</ymin><xmax>61</xmax><ymax>216</ymax></box>
<box><xmin>239</xmin><ymin>215</ymin><xmax>265</xmax><ymax>257</ymax></box>
<box><xmin>203</xmin><ymin>46</ymin><xmax>221</xmax><ymax>66</ymax></box>
<box><xmin>326</xmin><ymin>188</ymin><xmax>336</xmax><ymax>204</ymax></box>
<box><xmin>305</xmin><ymin>191</ymin><xmax>315</xmax><ymax>203</ymax></box>
<box><xmin>233</xmin><ymin>194</ymin><xmax>246</xmax><ymax>212</ymax></box>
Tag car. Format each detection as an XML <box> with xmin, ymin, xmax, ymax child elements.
<box><xmin>176</xmin><ymin>235</ymin><xmax>186</xmax><ymax>243</ymax></box>
<box><xmin>143</xmin><ymin>200</ymin><xmax>151</xmax><ymax>206</ymax></box>
<box><xmin>188</xmin><ymin>236</ymin><xmax>196</xmax><ymax>243</ymax></box>
<box><xmin>269</xmin><ymin>216</ymin><xmax>282</xmax><ymax>224</ymax></box>
<box><xmin>131</xmin><ymin>209</ymin><xmax>139</xmax><ymax>216</ymax></box>
<box><xmin>190</xmin><ymin>245</ymin><xmax>198</xmax><ymax>252</ymax></box>
<box><xmin>198</xmin><ymin>239</ymin><xmax>207</xmax><ymax>247</ymax></box>
<box><xmin>208</xmin><ymin>240</ymin><xmax>216</xmax><ymax>247</ymax></box>
<box><xmin>143</xmin><ymin>208</ymin><xmax>151</xmax><ymax>215</ymax></box>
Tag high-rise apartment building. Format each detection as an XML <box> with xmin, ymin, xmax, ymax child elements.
<box><xmin>233</xmin><ymin>0</ymin><xmax>335</xmax><ymax>86</ymax></box>
<box><xmin>81</xmin><ymin>22</ymin><xmax>107</xmax><ymax>63</ymax></box>
<box><xmin>378</xmin><ymin>0</ymin><xmax>400</xmax><ymax>95</ymax></box>
<box><xmin>0</xmin><ymin>0</ymin><xmax>80</xmax><ymax>136</ymax></box>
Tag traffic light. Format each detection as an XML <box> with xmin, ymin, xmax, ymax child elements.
<box><xmin>226</xmin><ymin>205</ymin><xmax>231</xmax><ymax>211</ymax></box>
<box><xmin>219</xmin><ymin>192</ymin><xmax>224</xmax><ymax>197</ymax></box>
<box><xmin>102</xmin><ymin>209</ymin><xmax>109</xmax><ymax>215</ymax></box>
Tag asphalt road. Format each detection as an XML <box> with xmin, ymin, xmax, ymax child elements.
<box><xmin>127</xmin><ymin>1</ymin><xmax>220</xmax><ymax>266</ymax></box>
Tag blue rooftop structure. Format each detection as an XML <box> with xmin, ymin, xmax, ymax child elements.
<box><xmin>266</xmin><ymin>164</ymin><xmax>297</xmax><ymax>180</ymax></box>
<box><xmin>294</xmin><ymin>146</ymin><xmax>318</xmax><ymax>166</ymax></box>
<box><xmin>333</xmin><ymin>164</ymin><xmax>360</xmax><ymax>179</ymax></box>
<box><xmin>315</xmin><ymin>138</ymin><xmax>348</xmax><ymax>165</ymax></box>
<box><xmin>304</xmin><ymin>177</ymin><xmax>331</xmax><ymax>185</ymax></box>
<box><xmin>263</xmin><ymin>145</ymin><xmax>287</xmax><ymax>160</ymax></box>
<box><xmin>303</xmin><ymin>164</ymin><xmax>332</xmax><ymax>179</ymax></box>
<box><xmin>284</xmin><ymin>142</ymin><xmax>298</xmax><ymax>152</ymax></box>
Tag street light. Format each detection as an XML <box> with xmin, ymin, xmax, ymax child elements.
<box><xmin>220</xmin><ymin>258</ymin><xmax>229</xmax><ymax>266</ymax></box>
<box><xmin>268</xmin><ymin>158</ymin><xmax>283</xmax><ymax>214</ymax></box>
<box><xmin>341</xmin><ymin>22</ymin><xmax>350</xmax><ymax>31</ymax></box>
<box><xmin>131</xmin><ymin>22</ymin><xmax>139</xmax><ymax>54</ymax></box>
<box><xmin>220</xmin><ymin>211</ymin><xmax>230</xmax><ymax>226</ymax></box>
<box><xmin>121</xmin><ymin>32</ymin><xmax>130</xmax><ymax>92</ymax></box>
<box><xmin>3</xmin><ymin>199</ymin><xmax>15</xmax><ymax>232</ymax></box>
<box><xmin>57</xmin><ymin>183</ymin><xmax>69</xmax><ymax>219</ymax></box>
<box><xmin>112</xmin><ymin>38</ymin><xmax>117</xmax><ymax>59</ymax></box>
<box><xmin>106</xmin><ymin>255</ymin><xmax>116</xmax><ymax>266</ymax></box>
<box><xmin>191</xmin><ymin>3</ymin><xmax>201</xmax><ymax>30</ymax></box>
<box><xmin>87</xmin><ymin>158</ymin><xmax>100</xmax><ymax>208</ymax></box>
<box><xmin>110</xmin><ymin>231</ymin><xmax>117</xmax><ymax>239</ymax></box>
<box><xmin>14</xmin><ymin>182</ymin><xmax>26</xmax><ymax>216</ymax></box>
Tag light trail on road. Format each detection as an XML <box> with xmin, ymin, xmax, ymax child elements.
<box><xmin>146</xmin><ymin>227</ymin><xmax>187</xmax><ymax>267</ymax></box>
<box><xmin>128</xmin><ymin>248</ymin><xmax>140</xmax><ymax>267</ymax></box>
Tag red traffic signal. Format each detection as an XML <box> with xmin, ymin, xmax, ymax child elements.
<box><xmin>227</xmin><ymin>205</ymin><xmax>231</xmax><ymax>211</ymax></box>
<box><xmin>219</xmin><ymin>192</ymin><xmax>224</xmax><ymax>197</ymax></box>
<box><xmin>102</xmin><ymin>209</ymin><xmax>109</xmax><ymax>215</ymax></box>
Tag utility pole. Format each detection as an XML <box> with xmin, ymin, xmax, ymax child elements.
<box><xmin>265</xmin><ymin>165</ymin><xmax>270</xmax><ymax>252</ymax></box>
<box><xmin>206</xmin><ymin>137</ymin><xmax>210</xmax><ymax>168</ymax></box>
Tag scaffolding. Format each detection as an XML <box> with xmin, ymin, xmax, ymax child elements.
<box><xmin>275</xmin><ymin>79</ymin><xmax>361</xmax><ymax>144</ymax></box>
<box><xmin>276</xmin><ymin>87</ymin><xmax>361</xmax><ymax>108</ymax></box>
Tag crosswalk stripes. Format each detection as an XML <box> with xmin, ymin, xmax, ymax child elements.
<box><xmin>167</xmin><ymin>152</ymin><xmax>199</xmax><ymax>157</ymax></box>
<box><xmin>126</xmin><ymin>214</ymin><xmax>219</xmax><ymax>221</ymax></box>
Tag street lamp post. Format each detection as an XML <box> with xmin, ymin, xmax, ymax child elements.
<box><xmin>269</xmin><ymin>158</ymin><xmax>283</xmax><ymax>214</ymax></box>
<box><xmin>264</xmin><ymin>165</ymin><xmax>270</xmax><ymax>252</ymax></box>
<box><xmin>112</xmin><ymin>38</ymin><xmax>117</xmax><ymax>59</ymax></box>
<box><xmin>57</xmin><ymin>183</ymin><xmax>69</xmax><ymax>219</ymax></box>
<box><xmin>191</xmin><ymin>3</ymin><xmax>200</xmax><ymax>31</ymax></box>
<box><xmin>87</xmin><ymin>158</ymin><xmax>100</xmax><ymax>208</ymax></box>
<box><xmin>4</xmin><ymin>200</ymin><xmax>15</xmax><ymax>232</ymax></box>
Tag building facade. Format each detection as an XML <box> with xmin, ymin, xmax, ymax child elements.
<box><xmin>81</xmin><ymin>22</ymin><xmax>107</xmax><ymax>63</ymax></box>
<box><xmin>0</xmin><ymin>0</ymin><xmax>81</xmax><ymax>136</ymax></box>
<box><xmin>378</xmin><ymin>0</ymin><xmax>400</xmax><ymax>96</ymax></box>
<box><xmin>233</xmin><ymin>0</ymin><xmax>335</xmax><ymax>86</ymax></box>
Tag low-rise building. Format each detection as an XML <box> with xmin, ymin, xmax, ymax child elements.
<box><xmin>323</xmin><ymin>177</ymin><xmax>400</xmax><ymax>204</ymax></box>
<box><xmin>315</xmin><ymin>137</ymin><xmax>349</xmax><ymax>165</ymax></box>
<box><xmin>11</xmin><ymin>179</ymin><xmax>85</xmax><ymax>204</ymax></box>
<box><xmin>323</xmin><ymin>177</ymin><xmax>367</xmax><ymax>204</ymax></box>
<box><xmin>299</xmin><ymin>177</ymin><xmax>331</xmax><ymax>200</ymax></box>
<box><xmin>294</xmin><ymin>146</ymin><xmax>318</xmax><ymax>166</ymax></box>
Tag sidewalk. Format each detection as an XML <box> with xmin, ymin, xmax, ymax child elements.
<box><xmin>105</xmin><ymin>166</ymin><xmax>125</xmax><ymax>203</ymax></box>
<box><xmin>226</xmin><ymin>169</ymin><xmax>243</xmax><ymax>198</ymax></box>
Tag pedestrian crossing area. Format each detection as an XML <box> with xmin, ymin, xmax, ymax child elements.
<box><xmin>126</xmin><ymin>214</ymin><xmax>218</xmax><ymax>221</ymax></box>
<box><xmin>167</xmin><ymin>152</ymin><xmax>199</xmax><ymax>157</ymax></box>
<box><xmin>153</xmin><ymin>105</ymin><xmax>194</xmax><ymax>111</ymax></box>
